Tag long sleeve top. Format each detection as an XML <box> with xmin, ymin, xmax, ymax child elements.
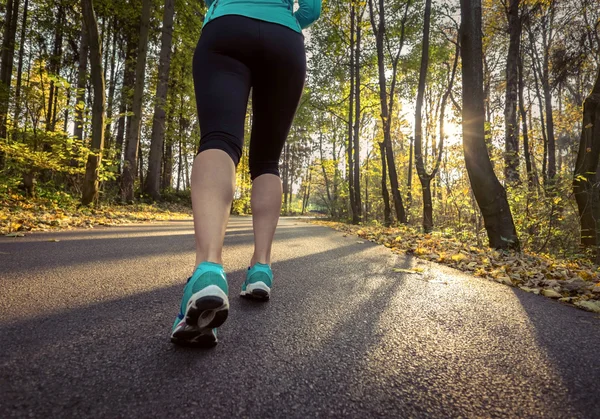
<box><xmin>203</xmin><ymin>0</ymin><xmax>322</xmax><ymax>32</ymax></box>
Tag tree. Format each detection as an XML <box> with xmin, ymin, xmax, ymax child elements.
<box><xmin>121</xmin><ymin>0</ymin><xmax>151</xmax><ymax>202</ymax></box>
<box><xmin>347</xmin><ymin>2</ymin><xmax>356</xmax><ymax>222</ymax></box>
<box><xmin>352</xmin><ymin>2</ymin><xmax>364</xmax><ymax>224</ymax></box>
<box><xmin>460</xmin><ymin>0</ymin><xmax>519</xmax><ymax>249</ymax></box>
<box><xmin>368</xmin><ymin>0</ymin><xmax>411</xmax><ymax>224</ymax></box>
<box><xmin>504</xmin><ymin>0</ymin><xmax>521</xmax><ymax>184</ymax></box>
<box><xmin>414</xmin><ymin>0</ymin><xmax>459</xmax><ymax>233</ymax></box>
<box><xmin>74</xmin><ymin>20</ymin><xmax>88</xmax><ymax>142</ymax></box>
<box><xmin>573</xmin><ymin>65</ymin><xmax>600</xmax><ymax>262</ymax></box>
<box><xmin>145</xmin><ymin>0</ymin><xmax>175</xmax><ymax>200</ymax></box>
<box><xmin>0</xmin><ymin>0</ymin><xmax>20</xmax><ymax>141</ymax></box>
<box><xmin>12</xmin><ymin>0</ymin><xmax>29</xmax><ymax>129</ymax></box>
<box><xmin>81</xmin><ymin>0</ymin><xmax>106</xmax><ymax>205</ymax></box>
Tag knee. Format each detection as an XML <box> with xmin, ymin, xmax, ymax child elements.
<box><xmin>197</xmin><ymin>132</ymin><xmax>242</xmax><ymax>166</ymax></box>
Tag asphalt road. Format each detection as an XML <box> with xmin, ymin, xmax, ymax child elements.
<box><xmin>1</xmin><ymin>217</ymin><xmax>599</xmax><ymax>418</ymax></box>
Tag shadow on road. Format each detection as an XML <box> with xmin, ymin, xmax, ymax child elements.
<box><xmin>0</xmin><ymin>223</ymin><xmax>329</xmax><ymax>274</ymax></box>
<box><xmin>511</xmin><ymin>289</ymin><xmax>600</xmax><ymax>417</ymax></box>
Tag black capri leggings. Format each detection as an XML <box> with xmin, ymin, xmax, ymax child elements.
<box><xmin>193</xmin><ymin>15</ymin><xmax>307</xmax><ymax>180</ymax></box>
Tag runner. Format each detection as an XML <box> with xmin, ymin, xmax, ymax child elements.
<box><xmin>170</xmin><ymin>0</ymin><xmax>322</xmax><ymax>347</ymax></box>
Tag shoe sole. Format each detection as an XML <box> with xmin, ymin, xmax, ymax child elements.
<box><xmin>171</xmin><ymin>327</ymin><xmax>217</xmax><ymax>348</ymax></box>
<box><xmin>186</xmin><ymin>285</ymin><xmax>229</xmax><ymax>329</ymax></box>
<box><xmin>171</xmin><ymin>285</ymin><xmax>229</xmax><ymax>348</ymax></box>
<box><xmin>240</xmin><ymin>281</ymin><xmax>270</xmax><ymax>301</ymax></box>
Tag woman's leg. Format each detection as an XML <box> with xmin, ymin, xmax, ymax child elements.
<box><xmin>191</xmin><ymin>16</ymin><xmax>255</xmax><ymax>268</ymax></box>
<box><xmin>250</xmin><ymin>174</ymin><xmax>282</xmax><ymax>266</ymax></box>
<box><xmin>247</xmin><ymin>22</ymin><xmax>306</xmax><ymax>268</ymax></box>
<box><xmin>192</xmin><ymin>149</ymin><xmax>236</xmax><ymax>266</ymax></box>
<box><xmin>171</xmin><ymin>16</ymin><xmax>256</xmax><ymax>345</ymax></box>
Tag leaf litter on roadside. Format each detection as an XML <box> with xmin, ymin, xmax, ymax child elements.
<box><xmin>0</xmin><ymin>193</ymin><xmax>193</xmax><ymax>235</ymax></box>
<box><xmin>312</xmin><ymin>220</ymin><xmax>600</xmax><ymax>314</ymax></box>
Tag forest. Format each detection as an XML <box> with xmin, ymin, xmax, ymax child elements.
<box><xmin>1</xmin><ymin>0</ymin><xmax>599</xmax><ymax>264</ymax></box>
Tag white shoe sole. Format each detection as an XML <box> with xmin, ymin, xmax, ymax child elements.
<box><xmin>240</xmin><ymin>281</ymin><xmax>271</xmax><ymax>300</ymax></box>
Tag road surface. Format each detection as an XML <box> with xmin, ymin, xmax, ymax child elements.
<box><xmin>1</xmin><ymin>217</ymin><xmax>599</xmax><ymax>418</ymax></box>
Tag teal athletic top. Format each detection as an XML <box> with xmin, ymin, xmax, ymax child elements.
<box><xmin>203</xmin><ymin>0</ymin><xmax>322</xmax><ymax>33</ymax></box>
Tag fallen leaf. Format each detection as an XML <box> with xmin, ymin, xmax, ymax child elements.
<box><xmin>496</xmin><ymin>276</ymin><xmax>513</xmax><ymax>286</ymax></box>
<box><xmin>451</xmin><ymin>253</ymin><xmax>467</xmax><ymax>262</ymax></box>
<box><xmin>5</xmin><ymin>232</ymin><xmax>24</xmax><ymax>237</ymax></box>
<box><xmin>542</xmin><ymin>289</ymin><xmax>562</xmax><ymax>298</ymax></box>
<box><xmin>519</xmin><ymin>286</ymin><xmax>540</xmax><ymax>295</ymax></box>
<box><xmin>574</xmin><ymin>300</ymin><xmax>600</xmax><ymax>313</ymax></box>
<box><xmin>47</xmin><ymin>239</ymin><xmax>60</xmax><ymax>242</ymax></box>
<box><xmin>558</xmin><ymin>297</ymin><xmax>573</xmax><ymax>303</ymax></box>
<box><xmin>356</xmin><ymin>241</ymin><xmax>364</xmax><ymax>244</ymax></box>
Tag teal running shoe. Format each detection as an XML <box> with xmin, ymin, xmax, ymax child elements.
<box><xmin>170</xmin><ymin>261</ymin><xmax>229</xmax><ymax>347</ymax></box>
<box><xmin>240</xmin><ymin>262</ymin><xmax>273</xmax><ymax>300</ymax></box>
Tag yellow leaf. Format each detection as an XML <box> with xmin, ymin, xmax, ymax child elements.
<box><xmin>542</xmin><ymin>289</ymin><xmax>562</xmax><ymax>298</ymax></box>
<box><xmin>451</xmin><ymin>253</ymin><xmax>467</xmax><ymax>262</ymax></box>
<box><xmin>415</xmin><ymin>247</ymin><xmax>428</xmax><ymax>255</ymax></box>
<box><xmin>575</xmin><ymin>300</ymin><xmax>600</xmax><ymax>313</ymax></box>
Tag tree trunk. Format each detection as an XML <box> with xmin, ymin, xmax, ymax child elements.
<box><xmin>365</xmin><ymin>149</ymin><xmax>370</xmax><ymax>221</ymax></box>
<box><xmin>518</xmin><ymin>52</ymin><xmax>533</xmax><ymax>187</ymax></box>
<box><xmin>176</xmin><ymin>130</ymin><xmax>182</xmax><ymax>192</ymax></box>
<box><xmin>541</xmin><ymin>11</ymin><xmax>556</xmax><ymax>181</ymax></box>
<box><xmin>288</xmin><ymin>143</ymin><xmax>296</xmax><ymax>213</ymax></box>
<box><xmin>414</xmin><ymin>0</ymin><xmax>433</xmax><ymax>232</ymax></box>
<box><xmin>352</xmin><ymin>5</ymin><xmax>364</xmax><ymax>224</ymax></box>
<box><xmin>12</xmin><ymin>0</ymin><xmax>28</xmax><ymax>128</ymax></box>
<box><xmin>0</xmin><ymin>0</ymin><xmax>20</xmax><ymax>141</ymax></box>
<box><xmin>81</xmin><ymin>0</ymin><xmax>106</xmax><ymax>206</ymax></box>
<box><xmin>319</xmin><ymin>129</ymin><xmax>334</xmax><ymax>217</ymax></box>
<box><xmin>145</xmin><ymin>0</ymin><xmax>175</xmax><ymax>200</ymax></box>
<box><xmin>138</xmin><ymin>136</ymin><xmax>144</xmax><ymax>189</ymax></box>
<box><xmin>573</xmin><ymin>65</ymin><xmax>600</xmax><ymax>260</ymax></box>
<box><xmin>104</xmin><ymin>18</ymin><xmax>118</xmax><ymax>151</ymax></box>
<box><xmin>74</xmin><ymin>21</ymin><xmax>89</xmax><ymax>141</ymax></box>
<box><xmin>45</xmin><ymin>7</ymin><xmax>64</xmax><ymax>133</ymax></box>
<box><xmin>347</xmin><ymin>3</ymin><xmax>356</xmax><ymax>222</ymax></box>
<box><xmin>368</xmin><ymin>0</ymin><xmax>409</xmax><ymax>224</ymax></box>
<box><xmin>121</xmin><ymin>0</ymin><xmax>151</xmax><ymax>202</ymax></box>
<box><xmin>162</xmin><ymin>82</ymin><xmax>176</xmax><ymax>191</ymax></box>
<box><xmin>379</xmin><ymin>142</ymin><xmax>391</xmax><ymax>226</ymax></box>
<box><xmin>407</xmin><ymin>136</ymin><xmax>413</xmax><ymax>208</ymax></box>
<box><xmin>116</xmin><ymin>37</ymin><xmax>135</xmax><ymax>173</ymax></box>
<box><xmin>460</xmin><ymin>0</ymin><xmax>519</xmax><ymax>250</ymax></box>
<box><xmin>504</xmin><ymin>0</ymin><xmax>520</xmax><ymax>184</ymax></box>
